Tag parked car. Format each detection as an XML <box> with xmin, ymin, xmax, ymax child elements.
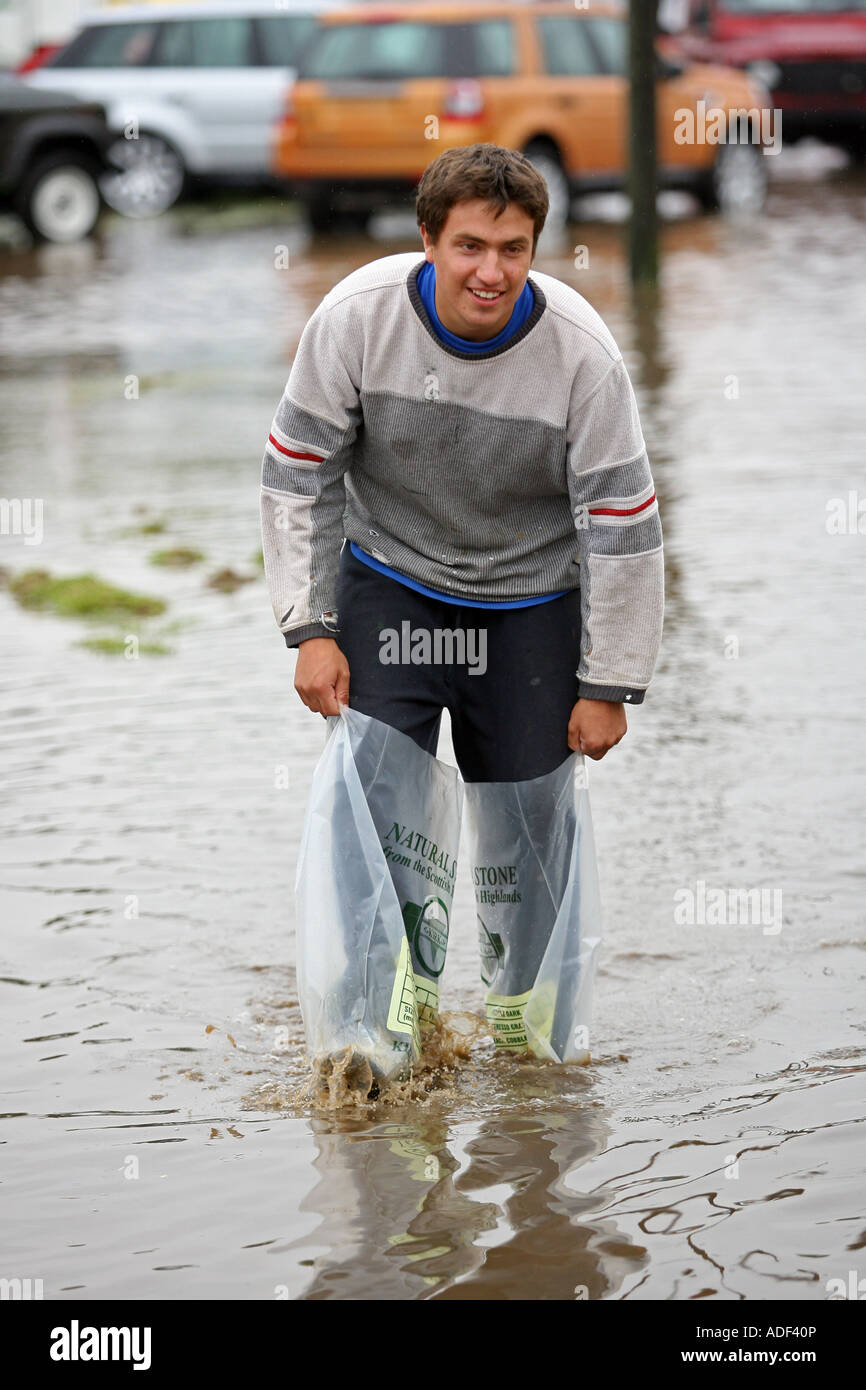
<box><xmin>660</xmin><ymin>0</ymin><xmax>866</xmax><ymax>161</ymax></box>
<box><xmin>0</xmin><ymin>75</ymin><xmax>115</xmax><ymax>242</ymax></box>
<box><xmin>21</xmin><ymin>0</ymin><xmax>342</xmax><ymax>217</ymax></box>
<box><xmin>272</xmin><ymin>0</ymin><xmax>773</xmax><ymax>230</ymax></box>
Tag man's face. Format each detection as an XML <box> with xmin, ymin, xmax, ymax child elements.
<box><xmin>420</xmin><ymin>198</ymin><xmax>535</xmax><ymax>342</ymax></box>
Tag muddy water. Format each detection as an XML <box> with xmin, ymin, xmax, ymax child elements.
<box><xmin>1</xmin><ymin>154</ymin><xmax>865</xmax><ymax>1301</ymax></box>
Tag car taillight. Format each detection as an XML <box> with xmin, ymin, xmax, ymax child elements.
<box><xmin>443</xmin><ymin>80</ymin><xmax>485</xmax><ymax>121</ymax></box>
<box><xmin>278</xmin><ymin>90</ymin><xmax>296</xmax><ymax>127</ymax></box>
<box><xmin>15</xmin><ymin>42</ymin><xmax>61</xmax><ymax>74</ymax></box>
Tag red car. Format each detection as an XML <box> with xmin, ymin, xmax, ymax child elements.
<box><xmin>661</xmin><ymin>0</ymin><xmax>866</xmax><ymax>160</ymax></box>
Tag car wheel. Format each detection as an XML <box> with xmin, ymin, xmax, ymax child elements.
<box><xmin>16</xmin><ymin>152</ymin><xmax>102</xmax><ymax>243</ymax></box>
<box><xmin>702</xmin><ymin>141</ymin><xmax>768</xmax><ymax>217</ymax></box>
<box><xmin>100</xmin><ymin>132</ymin><xmax>186</xmax><ymax>218</ymax></box>
<box><xmin>341</xmin><ymin>207</ymin><xmax>370</xmax><ymax>232</ymax></box>
<box><xmin>522</xmin><ymin>143</ymin><xmax>571</xmax><ymax>229</ymax></box>
<box><xmin>307</xmin><ymin>189</ymin><xmax>333</xmax><ymax>233</ymax></box>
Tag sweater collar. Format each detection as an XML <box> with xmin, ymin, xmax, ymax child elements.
<box><xmin>406</xmin><ymin>258</ymin><xmax>546</xmax><ymax>361</ymax></box>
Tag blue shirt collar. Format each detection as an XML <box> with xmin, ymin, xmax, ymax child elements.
<box><xmin>417</xmin><ymin>259</ymin><xmax>535</xmax><ymax>354</ymax></box>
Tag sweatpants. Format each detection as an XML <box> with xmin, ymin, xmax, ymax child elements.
<box><xmin>333</xmin><ymin>542</ymin><xmax>581</xmax><ymax>783</ymax></box>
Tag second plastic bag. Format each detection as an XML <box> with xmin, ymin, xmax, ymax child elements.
<box><xmin>463</xmin><ymin>753</ymin><xmax>602</xmax><ymax>1064</ymax></box>
<box><xmin>295</xmin><ymin>704</ymin><xmax>463</xmax><ymax>1082</ymax></box>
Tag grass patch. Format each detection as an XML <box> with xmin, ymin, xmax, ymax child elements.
<box><xmin>9</xmin><ymin>569</ymin><xmax>167</xmax><ymax>622</ymax></box>
<box><xmin>206</xmin><ymin>567</ymin><xmax>257</xmax><ymax>593</ymax></box>
<box><xmin>149</xmin><ymin>547</ymin><xmax>205</xmax><ymax>567</ymax></box>
<box><xmin>251</xmin><ymin>547</ymin><xmax>264</xmax><ymax>568</ymax></box>
<box><xmin>137</xmin><ymin>518</ymin><xmax>167</xmax><ymax>535</ymax></box>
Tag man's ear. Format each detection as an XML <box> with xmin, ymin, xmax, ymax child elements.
<box><xmin>420</xmin><ymin>222</ymin><xmax>435</xmax><ymax>262</ymax></box>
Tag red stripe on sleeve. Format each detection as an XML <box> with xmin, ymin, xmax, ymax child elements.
<box><xmin>268</xmin><ymin>433</ymin><xmax>325</xmax><ymax>463</ymax></box>
<box><xmin>589</xmin><ymin>492</ymin><xmax>656</xmax><ymax>518</ymax></box>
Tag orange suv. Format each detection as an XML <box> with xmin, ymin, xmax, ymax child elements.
<box><xmin>273</xmin><ymin>0</ymin><xmax>772</xmax><ymax>227</ymax></box>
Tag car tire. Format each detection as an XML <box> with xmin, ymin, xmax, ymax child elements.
<box><xmin>307</xmin><ymin>189</ymin><xmax>333</xmax><ymax>232</ymax></box>
<box><xmin>100</xmin><ymin>132</ymin><xmax>186</xmax><ymax>218</ymax></box>
<box><xmin>698</xmin><ymin>140</ymin><xmax>768</xmax><ymax>216</ymax></box>
<box><xmin>341</xmin><ymin>207</ymin><xmax>370</xmax><ymax>233</ymax></box>
<box><xmin>522</xmin><ymin>142</ymin><xmax>571</xmax><ymax>229</ymax></box>
<box><xmin>15</xmin><ymin>150</ymin><xmax>102</xmax><ymax>243</ymax></box>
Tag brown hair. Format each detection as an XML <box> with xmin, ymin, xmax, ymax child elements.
<box><xmin>416</xmin><ymin>144</ymin><xmax>548</xmax><ymax>252</ymax></box>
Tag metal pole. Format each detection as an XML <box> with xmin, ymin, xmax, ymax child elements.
<box><xmin>628</xmin><ymin>0</ymin><xmax>660</xmax><ymax>287</ymax></box>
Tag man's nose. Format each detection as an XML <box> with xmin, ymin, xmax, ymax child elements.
<box><xmin>476</xmin><ymin>252</ymin><xmax>504</xmax><ymax>284</ymax></box>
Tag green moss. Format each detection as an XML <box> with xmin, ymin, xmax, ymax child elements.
<box><xmin>206</xmin><ymin>567</ymin><xmax>257</xmax><ymax>593</ymax></box>
<box><xmin>138</xmin><ymin>518</ymin><xmax>167</xmax><ymax>535</ymax></box>
<box><xmin>9</xmin><ymin>569</ymin><xmax>167</xmax><ymax>621</ymax></box>
<box><xmin>149</xmin><ymin>547</ymin><xmax>205</xmax><ymax>567</ymax></box>
<box><xmin>77</xmin><ymin>636</ymin><xmax>172</xmax><ymax>656</ymax></box>
<box><xmin>251</xmin><ymin>547</ymin><xmax>264</xmax><ymax>568</ymax></box>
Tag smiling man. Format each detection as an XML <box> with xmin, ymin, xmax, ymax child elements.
<box><xmin>260</xmin><ymin>143</ymin><xmax>664</xmax><ymax>781</ymax></box>
<box><xmin>422</xmin><ymin>196</ymin><xmax>533</xmax><ymax>339</ymax></box>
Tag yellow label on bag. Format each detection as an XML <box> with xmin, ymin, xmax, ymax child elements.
<box><xmin>388</xmin><ymin>935</ymin><xmax>421</xmax><ymax>1056</ymax></box>
<box><xmin>485</xmin><ymin>989</ymin><xmax>533</xmax><ymax>1050</ymax></box>
<box><xmin>413</xmin><ymin>973</ymin><xmax>439</xmax><ymax>1027</ymax></box>
<box><xmin>523</xmin><ymin>980</ymin><xmax>559</xmax><ymax>1060</ymax></box>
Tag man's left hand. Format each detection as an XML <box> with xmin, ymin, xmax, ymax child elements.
<box><xmin>568</xmin><ymin>699</ymin><xmax>627</xmax><ymax>760</ymax></box>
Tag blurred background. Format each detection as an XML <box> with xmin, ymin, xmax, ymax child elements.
<box><xmin>1</xmin><ymin>0</ymin><xmax>865</xmax><ymax>240</ymax></box>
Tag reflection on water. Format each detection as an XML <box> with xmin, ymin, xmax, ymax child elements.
<box><xmin>1</xmin><ymin>158</ymin><xmax>865</xmax><ymax>1299</ymax></box>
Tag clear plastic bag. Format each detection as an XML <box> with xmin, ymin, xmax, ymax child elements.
<box><xmin>295</xmin><ymin>704</ymin><xmax>463</xmax><ymax>1082</ymax></box>
<box><xmin>295</xmin><ymin>706</ymin><xmax>602</xmax><ymax>1079</ymax></box>
<box><xmin>462</xmin><ymin>755</ymin><xmax>602</xmax><ymax>1064</ymax></box>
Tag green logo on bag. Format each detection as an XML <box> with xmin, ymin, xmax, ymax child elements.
<box><xmin>477</xmin><ymin>915</ymin><xmax>505</xmax><ymax>987</ymax></box>
<box><xmin>403</xmin><ymin>896</ymin><xmax>449</xmax><ymax>977</ymax></box>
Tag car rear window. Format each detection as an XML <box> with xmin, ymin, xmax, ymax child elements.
<box><xmin>299</xmin><ymin>19</ymin><xmax>516</xmax><ymax>80</ymax></box>
<box><xmin>150</xmin><ymin>18</ymin><xmax>255</xmax><ymax>67</ymax></box>
<box><xmin>255</xmin><ymin>14</ymin><xmax>321</xmax><ymax>67</ymax></box>
<box><xmin>50</xmin><ymin>22</ymin><xmax>157</xmax><ymax>68</ymax></box>
<box><xmin>536</xmin><ymin>16</ymin><xmax>598</xmax><ymax>76</ymax></box>
<box><xmin>585</xmin><ymin>16</ymin><xmax>627</xmax><ymax>77</ymax></box>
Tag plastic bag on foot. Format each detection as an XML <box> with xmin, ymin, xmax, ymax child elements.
<box><xmin>295</xmin><ymin>705</ymin><xmax>463</xmax><ymax>1082</ymax></box>
<box><xmin>463</xmin><ymin>753</ymin><xmax>602</xmax><ymax>1064</ymax></box>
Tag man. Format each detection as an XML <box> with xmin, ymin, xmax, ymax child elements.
<box><xmin>260</xmin><ymin>143</ymin><xmax>663</xmax><ymax>783</ymax></box>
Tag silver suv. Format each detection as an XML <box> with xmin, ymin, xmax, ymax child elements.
<box><xmin>23</xmin><ymin>0</ymin><xmax>339</xmax><ymax>216</ymax></box>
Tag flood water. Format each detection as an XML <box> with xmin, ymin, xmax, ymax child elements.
<box><xmin>1</xmin><ymin>149</ymin><xmax>864</xmax><ymax>1301</ymax></box>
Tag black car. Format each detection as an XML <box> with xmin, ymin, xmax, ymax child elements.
<box><xmin>0</xmin><ymin>76</ymin><xmax>116</xmax><ymax>242</ymax></box>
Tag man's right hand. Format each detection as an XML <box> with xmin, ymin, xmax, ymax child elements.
<box><xmin>294</xmin><ymin>637</ymin><xmax>350</xmax><ymax>717</ymax></box>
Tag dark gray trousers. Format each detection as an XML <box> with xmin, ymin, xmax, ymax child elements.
<box><xmin>334</xmin><ymin>544</ymin><xmax>581</xmax><ymax>782</ymax></box>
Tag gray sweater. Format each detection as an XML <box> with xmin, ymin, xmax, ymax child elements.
<box><xmin>260</xmin><ymin>252</ymin><xmax>663</xmax><ymax>703</ymax></box>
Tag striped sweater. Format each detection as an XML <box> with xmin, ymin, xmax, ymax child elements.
<box><xmin>260</xmin><ymin>251</ymin><xmax>664</xmax><ymax>704</ymax></box>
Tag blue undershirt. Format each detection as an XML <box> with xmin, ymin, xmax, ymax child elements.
<box><xmin>350</xmin><ymin>260</ymin><xmax>567</xmax><ymax>609</ymax></box>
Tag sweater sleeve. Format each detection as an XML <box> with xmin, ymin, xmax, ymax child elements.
<box><xmin>259</xmin><ymin>303</ymin><xmax>361</xmax><ymax>648</ymax></box>
<box><xmin>567</xmin><ymin>355</ymin><xmax>664</xmax><ymax>704</ymax></box>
